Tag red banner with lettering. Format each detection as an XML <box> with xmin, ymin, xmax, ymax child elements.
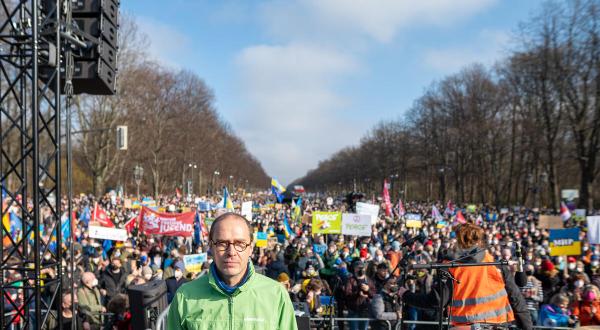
<box><xmin>138</xmin><ymin>206</ymin><xmax>194</xmax><ymax>237</ymax></box>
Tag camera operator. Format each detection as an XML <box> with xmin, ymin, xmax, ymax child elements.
<box><xmin>343</xmin><ymin>260</ymin><xmax>376</xmax><ymax>330</ymax></box>
<box><xmin>369</xmin><ymin>276</ymin><xmax>401</xmax><ymax>330</ymax></box>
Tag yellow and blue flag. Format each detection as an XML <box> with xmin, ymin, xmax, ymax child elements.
<box><xmin>271</xmin><ymin>178</ymin><xmax>286</xmax><ymax>203</ymax></box>
<box><xmin>223</xmin><ymin>187</ymin><xmax>234</xmax><ymax>210</ymax></box>
<box><xmin>283</xmin><ymin>214</ymin><xmax>295</xmax><ymax>239</ymax></box>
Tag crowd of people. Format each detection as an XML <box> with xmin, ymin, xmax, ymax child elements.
<box><xmin>2</xmin><ymin>189</ymin><xmax>599</xmax><ymax>329</ymax></box>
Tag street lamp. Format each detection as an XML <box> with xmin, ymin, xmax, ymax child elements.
<box><xmin>212</xmin><ymin>170</ymin><xmax>220</xmax><ymax>194</ymax></box>
<box><xmin>133</xmin><ymin>165</ymin><xmax>144</xmax><ymax>199</ymax></box>
<box><xmin>188</xmin><ymin>163</ymin><xmax>197</xmax><ymax>196</ymax></box>
<box><xmin>229</xmin><ymin>175</ymin><xmax>234</xmax><ymax>190</ymax></box>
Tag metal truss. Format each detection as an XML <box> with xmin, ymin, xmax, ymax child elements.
<box><xmin>0</xmin><ymin>0</ymin><xmax>64</xmax><ymax>328</ymax></box>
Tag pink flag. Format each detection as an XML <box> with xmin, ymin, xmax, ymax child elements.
<box><xmin>398</xmin><ymin>199</ymin><xmax>406</xmax><ymax>217</ymax></box>
<box><xmin>124</xmin><ymin>214</ymin><xmax>137</xmax><ymax>233</ymax></box>
<box><xmin>455</xmin><ymin>210</ymin><xmax>466</xmax><ymax>224</ymax></box>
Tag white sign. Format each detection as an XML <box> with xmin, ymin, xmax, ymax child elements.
<box><xmin>561</xmin><ymin>189</ymin><xmax>579</xmax><ymax>200</ymax></box>
<box><xmin>342</xmin><ymin>214</ymin><xmax>372</xmax><ymax>237</ymax></box>
<box><xmin>356</xmin><ymin>202</ymin><xmax>380</xmax><ymax>225</ymax></box>
<box><xmin>587</xmin><ymin>216</ymin><xmax>600</xmax><ymax>244</ymax></box>
<box><xmin>241</xmin><ymin>201</ymin><xmax>253</xmax><ymax>221</ymax></box>
<box><xmin>88</xmin><ymin>225</ymin><xmax>127</xmax><ymax>242</ymax></box>
<box><xmin>326</xmin><ymin>197</ymin><xmax>334</xmax><ymax>206</ymax></box>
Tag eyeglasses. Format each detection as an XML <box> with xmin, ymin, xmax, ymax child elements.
<box><xmin>211</xmin><ymin>240</ymin><xmax>252</xmax><ymax>252</ymax></box>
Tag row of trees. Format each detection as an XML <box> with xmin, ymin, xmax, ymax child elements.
<box><xmin>294</xmin><ymin>0</ymin><xmax>600</xmax><ymax>210</ymax></box>
<box><xmin>72</xmin><ymin>17</ymin><xmax>269</xmax><ymax>197</ymax></box>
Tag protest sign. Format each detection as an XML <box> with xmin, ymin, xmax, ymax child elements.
<box><xmin>356</xmin><ymin>202</ymin><xmax>380</xmax><ymax>225</ymax></box>
<box><xmin>405</xmin><ymin>213</ymin><xmax>423</xmax><ymax>228</ymax></box>
<box><xmin>255</xmin><ymin>232</ymin><xmax>268</xmax><ymax>248</ymax></box>
<box><xmin>573</xmin><ymin>209</ymin><xmax>586</xmax><ymax>221</ymax></box>
<box><xmin>341</xmin><ymin>214</ymin><xmax>371</xmax><ymax>236</ymax></box>
<box><xmin>561</xmin><ymin>189</ymin><xmax>579</xmax><ymax>200</ymax></box>
<box><xmin>549</xmin><ymin>228</ymin><xmax>581</xmax><ymax>256</ymax></box>
<box><xmin>183</xmin><ymin>253</ymin><xmax>207</xmax><ymax>273</ymax></box>
<box><xmin>587</xmin><ymin>216</ymin><xmax>600</xmax><ymax>244</ymax></box>
<box><xmin>467</xmin><ymin>205</ymin><xmax>476</xmax><ymax>213</ymax></box>
<box><xmin>538</xmin><ymin>215</ymin><xmax>563</xmax><ymax>229</ymax></box>
<box><xmin>500</xmin><ymin>208</ymin><xmax>509</xmax><ymax>214</ymax></box>
<box><xmin>88</xmin><ymin>226</ymin><xmax>127</xmax><ymax>241</ymax></box>
<box><xmin>312</xmin><ymin>212</ymin><xmax>342</xmax><ymax>234</ymax></box>
<box><xmin>241</xmin><ymin>201</ymin><xmax>253</xmax><ymax>221</ymax></box>
<box><xmin>139</xmin><ymin>206</ymin><xmax>195</xmax><ymax>237</ymax></box>
<box><xmin>204</xmin><ymin>217</ymin><xmax>215</xmax><ymax>229</ymax></box>
<box><xmin>124</xmin><ymin>199</ymin><xmax>132</xmax><ymax>209</ymax></box>
<box><xmin>326</xmin><ymin>197</ymin><xmax>333</xmax><ymax>206</ymax></box>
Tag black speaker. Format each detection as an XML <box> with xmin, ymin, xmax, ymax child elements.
<box><xmin>127</xmin><ymin>280</ymin><xmax>168</xmax><ymax>330</ymax></box>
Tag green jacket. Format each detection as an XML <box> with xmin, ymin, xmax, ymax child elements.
<box><xmin>167</xmin><ymin>262</ymin><xmax>298</xmax><ymax>330</ymax></box>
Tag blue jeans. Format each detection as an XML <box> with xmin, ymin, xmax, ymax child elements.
<box><xmin>348</xmin><ymin>310</ymin><xmax>368</xmax><ymax>330</ymax></box>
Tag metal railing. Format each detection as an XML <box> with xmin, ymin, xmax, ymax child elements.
<box><xmin>155</xmin><ymin>306</ymin><xmax>170</xmax><ymax>330</ymax></box>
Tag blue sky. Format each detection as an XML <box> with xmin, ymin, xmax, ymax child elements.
<box><xmin>122</xmin><ymin>0</ymin><xmax>541</xmax><ymax>184</ymax></box>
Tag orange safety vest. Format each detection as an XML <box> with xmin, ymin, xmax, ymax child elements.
<box><xmin>449</xmin><ymin>252</ymin><xmax>515</xmax><ymax>326</ymax></box>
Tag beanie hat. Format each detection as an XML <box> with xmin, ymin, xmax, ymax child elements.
<box><xmin>277</xmin><ymin>272</ymin><xmax>290</xmax><ymax>282</ymax></box>
<box><xmin>541</xmin><ymin>260</ymin><xmax>555</xmax><ymax>271</ymax></box>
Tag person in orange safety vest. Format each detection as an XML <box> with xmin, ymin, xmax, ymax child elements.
<box><xmin>398</xmin><ymin>222</ymin><xmax>533</xmax><ymax>330</ymax></box>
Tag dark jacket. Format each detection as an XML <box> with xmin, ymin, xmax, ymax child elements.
<box><xmin>265</xmin><ymin>259</ymin><xmax>289</xmax><ymax>280</ymax></box>
<box><xmin>343</xmin><ymin>276</ymin><xmax>376</xmax><ymax>313</ymax></box>
<box><xmin>403</xmin><ymin>248</ymin><xmax>533</xmax><ymax>330</ymax></box>
<box><xmin>165</xmin><ymin>276</ymin><xmax>189</xmax><ymax>303</ymax></box>
<box><xmin>101</xmin><ymin>267</ymin><xmax>127</xmax><ymax>302</ymax></box>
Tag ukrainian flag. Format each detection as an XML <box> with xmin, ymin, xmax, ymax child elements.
<box><xmin>271</xmin><ymin>178</ymin><xmax>286</xmax><ymax>203</ymax></box>
<box><xmin>283</xmin><ymin>214</ymin><xmax>295</xmax><ymax>239</ymax></box>
<box><xmin>223</xmin><ymin>187</ymin><xmax>234</xmax><ymax>210</ymax></box>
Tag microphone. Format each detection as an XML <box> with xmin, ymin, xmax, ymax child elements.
<box><xmin>514</xmin><ymin>241</ymin><xmax>527</xmax><ymax>287</ymax></box>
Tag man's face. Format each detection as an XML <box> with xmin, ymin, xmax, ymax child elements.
<box><xmin>211</xmin><ymin>217</ymin><xmax>253</xmax><ymax>279</ymax></box>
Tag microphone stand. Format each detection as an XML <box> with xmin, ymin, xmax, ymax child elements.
<box><xmin>410</xmin><ymin>260</ymin><xmax>509</xmax><ymax>330</ymax></box>
<box><xmin>388</xmin><ymin>247</ymin><xmax>413</xmax><ymax>330</ymax></box>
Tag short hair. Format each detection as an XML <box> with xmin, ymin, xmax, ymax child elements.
<box><xmin>306</xmin><ymin>279</ymin><xmax>323</xmax><ymax>292</ymax></box>
<box><xmin>456</xmin><ymin>223</ymin><xmax>485</xmax><ymax>249</ymax></box>
<box><xmin>549</xmin><ymin>293</ymin><xmax>569</xmax><ymax>306</ymax></box>
<box><xmin>208</xmin><ymin>212</ymin><xmax>254</xmax><ymax>242</ymax></box>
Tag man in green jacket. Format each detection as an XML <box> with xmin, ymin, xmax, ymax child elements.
<box><xmin>168</xmin><ymin>212</ymin><xmax>297</xmax><ymax>330</ymax></box>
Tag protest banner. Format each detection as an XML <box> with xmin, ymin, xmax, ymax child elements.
<box><xmin>587</xmin><ymin>216</ymin><xmax>600</xmax><ymax>244</ymax></box>
<box><xmin>312</xmin><ymin>211</ymin><xmax>342</xmax><ymax>234</ymax></box>
<box><xmin>549</xmin><ymin>228</ymin><xmax>581</xmax><ymax>256</ymax></box>
<box><xmin>500</xmin><ymin>208</ymin><xmax>509</xmax><ymax>214</ymax></box>
<box><xmin>467</xmin><ymin>204</ymin><xmax>477</xmax><ymax>213</ymax></box>
<box><xmin>241</xmin><ymin>201</ymin><xmax>252</xmax><ymax>221</ymax></box>
<box><xmin>561</xmin><ymin>189</ymin><xmax>579</xmax><ymax>201</ymax></box>
<box><xmin>124</xmin><ymin>199</ymin><xmax>132</xmax><ymax>209</ymax></box>
<box><xmin>255</xmin><ymin>232</ymin><xmax>268</xmax><ymax>248</ymax></box>
<box><xmin>138</xmin><ymin>206</ymin><xmax>195</xmax><ymax>237</ymax></box>
<box><xmin>538</xmin><ymin>215</ymin><xmax>563</xmax><ymax>229</ymax></box>
<box><xmin>356</xmin><ymin>202</ymin><xmax>380</xmax><ymax>225</ymax></box>
<box><xmin>405</xmin><ymin>213</ymin><xmax>423</xmax><ymax>228</ymax></box>
<box><xmin>183</xmin><ymin>253</ymin><xmax>207</xmax><ymax>273</ymax></box>
<box><xmin>341</xmin><ymin>214</ymin><xmax>371</xmax><ymax>236</ymax></box>
<box><xmin>88</xmin><ymin>225</ymin><xmax>127</xmax><ymax>241</ymax></box>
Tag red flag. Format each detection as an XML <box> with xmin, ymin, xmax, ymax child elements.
<box><xmin>124</xmin><ymin>214</ymin><xmax>137</xmax><ymax>233</ymax></box>
<box><xmin>92</xmin><ymin>203</ymin><xmax>115</xmax><ymax>228</ymax></box>
<box><xmin>455</xmin><ymin>210</ymin><xmax>466</xmax><ymax>224</ymax></box>
<box><xmin>138</xmin><ymin>206</ymin><xmax>194</xmax><ymax>237</ymax></box>
<box><xmin>383</xmin><ymin>179</ymin><xmax>392</xmax><ymax>216</ymax></box>
<box><xmin>176</xmin><ymin>187</ymin><xmax>182</xmax><ymax>199</ymax></box>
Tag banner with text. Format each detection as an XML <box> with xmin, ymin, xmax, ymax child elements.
<box><xmin>549</xmin><ymin>228</ymin><xmax>581</xmax><ymax>256</ymax></box>
<box><xmin>341</xmin><ymin>214</ymin><xmax>372</xmax><ymax>236</ymax></box>
<box><xmin>312</xmin><ymin>211</ymin><xmax>342</xmax><ymax>234</ymax></box>
<box><xmin>88</xmin><ymin>226</ymin><xmax>127</xmax><ymax>241</ymax></box>
<box><xmin>139</xmin><ymin>206</ymin><xmax>195</xmax><ymax>237</ymax></box>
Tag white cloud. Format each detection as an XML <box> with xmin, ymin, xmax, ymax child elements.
<box><xmin>136</xmin><ymin>16</ymin><xmax>191</xmax><ymax>69</ymax></box>
<box><xmin>423</xmin><ymin>29</ymin><xmax>511</xmax><ymax>74</ymax></box>
<box><xmin>261</xmin><ymin>0</ymin><xmax>498</xmax><ymax>44</ymax></box>
<box><xmin>232</xmin><ymin>44</ymin><xmax>361</xmax><ymax>183</ymax></box>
